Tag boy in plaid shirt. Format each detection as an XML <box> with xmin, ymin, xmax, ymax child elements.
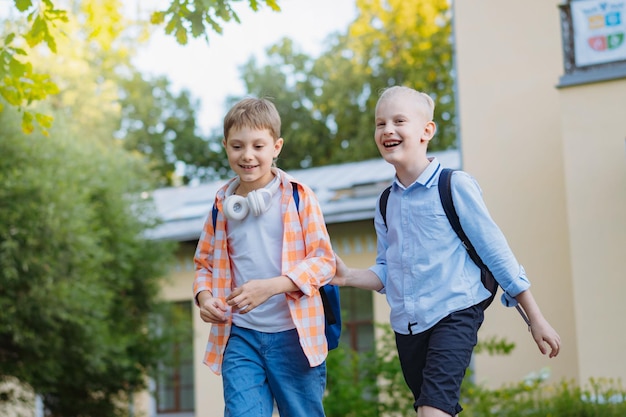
<box><xmin>194</xmin><ymin>97</ymin><xmax>336</xmax><ymax>417</ymax></box>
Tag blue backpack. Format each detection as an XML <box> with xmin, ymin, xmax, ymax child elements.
<box><xmin>211</xmin><ymin>182</ymin><xmax>342</xmax><ymax>350</ymax></box>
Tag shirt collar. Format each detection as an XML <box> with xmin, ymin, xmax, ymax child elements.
<box><xmin>393</xmin><ymin>157</ymin><xmax>441</xmax><ymax>190</ymax></box>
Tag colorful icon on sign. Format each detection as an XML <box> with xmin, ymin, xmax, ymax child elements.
<box><xmin>587</xmin><ymin>11</ymin><xmax>622</xmax><ymax>29</ymax></box>
<box><xmin>588</xmin><ymin>33</ymin><xmax>625</xmax><ymax>51</ymax></box>
<box><xmin>606</xmin><ymin>12</ymin><xmax>621</xmax><ymax>26</ymax></box>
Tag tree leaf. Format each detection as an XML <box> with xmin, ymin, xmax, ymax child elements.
<box><xmin>43</xmin><ymin>29</ymin><xmax>57</xmax><ymax>54</ymax></box>
<box><xmin>150</xmin><ymin>11</ymin><xmax>165</xmax><ymax>25</ymax></box>
<box><xmin>175</xmin><ymin>26</ymin><xmax>188</xmax><ymax>45</ymax></box>
<box><xmin>25</xmin><ymin>15</ymin><xmax>47</xmax><ymax>48</ymax></box>
<box><xmin>21</xmin><ymin>110</ymin><xmax>34</xmax><ymax>134</ymax></box>
<box><xmin>189</xmin><ymin>11</ymin><xmax>205</xmax><ymax>38</ymax></box>
<box><xmin>14</xmin><ymin>0</ymin><xmax>33</xmax><ymax>13</ymax></box>
<box><xmin>8</xmin><ymin>56</ymin><xmax>27</xmax><ymax>77</ymax></box>
<box><xmin>4</xmin><ymin>33</ymin><xmax>16</xmax><ymax>45</ymax></box>
<box><xmin>35</xmin><ymin>112</ymin><xmax>54</xmax><ymax>128</ymax></box>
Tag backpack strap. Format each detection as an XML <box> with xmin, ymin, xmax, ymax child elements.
<box><xmin>379</xmin><ymin>186</ymin><xmax>392</xmax><ymax>230</ymax></box>
<box><xmin>211</xmin><ymin>204</ymin><xmax>218</xmax><ymax>230</ymax></box>
<box><xmin>438</xmin><ymin>168</ymin><xmax>497</xmax><ymax>307</ymax></box>
<box><xmin>438</xmin><ymin>169</ymin><xmax>489</xmax><ymax>272</ymax></box>
<box><xmin>319</xmin><ymin>283</ymin><xmax>337</xmax><ymax>325</ymax></box>
<box><xmin>289</xmin><ymin>182</ymin><xmax>338</xmax><ymax>326</ymax></box>
<box><xmin>288</xmin><ymin>182</ymin><xmax>338</xmax><ymax>325</ymax></box>
<box><xmin>438</xmin><ymin>168</ymin><xmax>530</xmax><ymax>327</ymax></box>
<box><xmin>291</xmin><ymin>182</ymin><xmax>300</xmax><ymax>212</ymax></box>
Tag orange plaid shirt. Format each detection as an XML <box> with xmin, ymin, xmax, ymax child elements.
<box><xmin>193</xmin><ymin>169</ymin><xmax>336</xmax><ymax>375</ymax></box>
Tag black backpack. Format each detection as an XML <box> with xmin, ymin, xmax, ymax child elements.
<box><xmin>379</xmin><ymin>168</ymin><xmax>530</xmax><ymax>326</ymax></box>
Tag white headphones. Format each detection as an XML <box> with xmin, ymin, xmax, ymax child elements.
<box><xmin>223</xmin><ymin>176</ymin><xmax>281</xmax><ymax>221</ymax></box>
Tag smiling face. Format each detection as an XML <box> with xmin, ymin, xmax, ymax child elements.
<box><xmin>374</xmin><ymin>88</ymin><xmax>436</xmax><ymax>171</ymax></box>
<box><xmin>223</xmin><ymin>127</ymin><xmax>283</xmax><ymax>193</ymax></box>
<box><xmin>221</xmin><ymin>98</ymin><xmax>284</xmax><ymax>193</ymax></box>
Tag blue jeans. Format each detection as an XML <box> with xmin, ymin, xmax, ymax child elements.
<box><xmin>222</xmin><ymin>325</ymin><xmax>326</xmax><ymax>417</ymax></box>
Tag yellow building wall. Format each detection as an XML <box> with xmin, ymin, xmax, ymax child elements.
<box><xmin>453</xmin><ymin>0</ymin><xmax>626</xmax><ymax>388</ymax></box>
<box><xmin>558</xmin><ymin>81</ymin><xmax>626</xmax><ymax>381</ymax></box>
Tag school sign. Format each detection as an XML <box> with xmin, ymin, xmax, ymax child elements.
<box><xmin>572</xmin><ymin>0</ymin><xmax>626</xmax><ymax>66</ymax></box>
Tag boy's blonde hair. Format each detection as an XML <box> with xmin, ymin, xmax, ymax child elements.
<box><xmin>223</xmin><ymin>97</ymin><xmax>281</xmax><ymax>141</ymax></box>
<box><xmin>377</xmin><ymin>86</ymin><xmax>435</xmax><ymax>121</ymax></box>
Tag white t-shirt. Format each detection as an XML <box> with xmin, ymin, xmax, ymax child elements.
<box><xmin>226</xmin><ymin>177</ymin><xmax>295</xmax><ymax>332</ymax></box>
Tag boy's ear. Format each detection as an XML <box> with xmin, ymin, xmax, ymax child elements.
<box><xmin>421</xmin><ymin>121</ymin><xmax>437</xmax><ymax>143</ymax></box>
<box><xmin>273</xmin><ymin>137</ymin><xmax>284</xmax><ymax>157</ymax></box>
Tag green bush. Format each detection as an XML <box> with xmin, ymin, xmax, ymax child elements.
<box><xmin>324</xmin><ymin>324</ymin><xmax>412</xmax><ymax>417</ymax></box>
<box><xmin>325</xmin><ymin>323</ymin><xmax>626</xmax><ymax>417</ymax></box>
<box><xmin>462</xmin><ymin>376</ymin><xmax>626</xmax><ymax>417</ymax></box>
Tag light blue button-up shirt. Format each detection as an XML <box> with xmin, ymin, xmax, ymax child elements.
<box><xmin>369</xmin><ymin>158</ymin><xmax>530</xmax><ymax>335</ymax></box>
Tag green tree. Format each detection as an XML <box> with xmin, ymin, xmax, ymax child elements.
<box><xmin>117</xmin><ymin>70</ymin><xmax>212</xmax><ymax>186</ymax></box>
<box><xmin>4</xmin><ymin>0</ymin><xmax>455</xmax><ymax>174</ymax></box>
<box><xmin>234</xmin><ymin>38</ymin><xmax>336</xmax><ymax>170</ymax></box>
<box><xmin>151</xmin><ymin>0</ymin><xmax>280</xmax><ymax>44</ymax></box>
<box><xmin>0</xmin><ymin>103</ymin><xmax>179</xmax><ymax>416</ymax></box>
<box><xmin>225</xmin><ymin>0</ymin><xmax>455</xmax><ymax>171</ymax></box>
<box><xmin>21</xmin><ymin>0</ymin><xmax>129</xmax><ymax>141</ymax></box>
<box><xmin>1</xmin><ymin>0</ymin><xmax>282</xmax><ymax>134</ymax></box>
<box><xmin>0</xmin><ymin>1</ymin><xmax>219</xmax><ymax>413</ymax></box>
<box><xmin>0</xmin><ymin>4</ymin><xmax>211</xmax><ymax>411</ymax></box>
<box><xmin>174</xmin><ymin>124</ymin><xmax>232</xmax><ymax>183</ymax></box>
<box><xmin>5</xmin><ymin>0</ymin><xmax>220</xmax><ymax>186</ymax></box>
<box><xmin>346</xmin><ymin>0</ymin><xmax>456</xmax><ymax>151</ymax></box>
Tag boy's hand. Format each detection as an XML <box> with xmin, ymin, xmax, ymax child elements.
<box><xmin>516</xmin><ymin>290</ymin><xmax>561</xmax><ymax>358</ymax></box>
<box><xmin>197</xmin><ymin>291</ymin><xmax>228</xmax><ymax>324</ymax></box>
<box><xmin>330</xmin><ymin>253</ymin><xmax>349</xmax><ymax>286</ymax></box>
<box><xmin>227</xmin><ymin>279</ymin><xmax>275</xmax><ymax>314</ymax></box>
<box><xmin>530</xmin><ymin>317</ymin><xmax>561</xmax><ymax>358</ymax></box>
<box><xmin>330</xmin><ymin>253</ymin><xmax>384</xmax><ymax>291</ymax></box>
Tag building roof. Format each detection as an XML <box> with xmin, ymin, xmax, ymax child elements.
<box><xmin>147</xmin><ymin>149</ymin><xmax>461</xmax><ymax>241</ymax></box>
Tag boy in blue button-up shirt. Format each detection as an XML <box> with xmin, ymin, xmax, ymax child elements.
<box><xmin>332</xmin><ymin>86</ymin><xmax>560</xmax><ymax>417</ymax></box>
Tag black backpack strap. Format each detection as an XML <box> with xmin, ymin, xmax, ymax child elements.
<box><xmin>379</xmin><ymin>186</ymin><xmax>392</xmax><ymax>230</ymax></box>
<box><xmin>319</xmin><ymin>286</ymin><xmax>337</xmax><ymax>324</ymax></box>
<box><xmin>439</xmin><ymin>168</ymin><xmax>497</xmax><ymax>307</ymax></box>
<box><xmin>437</xmin><ymin>169</ymin><xmax>487</xmax><ymax>270</ymax></box>
<box><xmin>438</xmin><ymin>169</ymin><xmax>530</xmax><ymax>327</ymax></box>
<box><xmin>211</xmin><ymin>204</ymin><xmax>218</xmax><ymax>230</ymax></box>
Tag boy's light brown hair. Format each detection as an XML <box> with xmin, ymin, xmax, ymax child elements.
<box><xmin>223</xmin><ymin>97</ymin><xmax>281</xmax><ymax>141</ymax></box>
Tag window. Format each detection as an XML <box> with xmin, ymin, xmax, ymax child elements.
<box><xmin>339</xmin><ymin>287</ymin><xmax>375</xmax><ymax>352</ymax></box>
<box><xmin>559</xmin><ymin>0</ymin><xmax>626</xmax><ymax>87</ymax></box>
<box><xmin>156</xmin><ymin>301</ymin><xmax>195</xmax><ymax>414</ymax></box>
